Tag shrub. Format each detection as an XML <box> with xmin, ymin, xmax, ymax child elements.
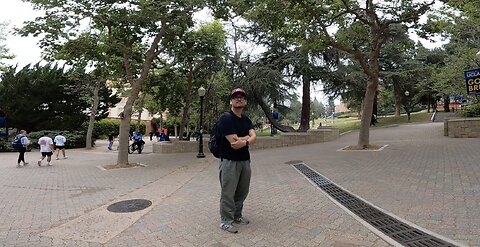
<box><xmin>84</xmin><ymin>119</ymin><xmax>147</xmax><ymax>138</ymax></box>
<box><xmin>463</xmin><ymin>104</ymin><xmax>480</xmax><ymax>117</ymax></box>
<box><xmin>28</xmin><ymin>130</ymin><xmax>93</xmax><ymax>149</ymax></box>
<box><xmin>0</xmin><ymin>133</ymin><xmax>34</xmax><ymax>152</ymax></box>
<box><xmin>0</xmin><ymin>141</ymin><xmax>15</xmax><ymax>152</ymax></box>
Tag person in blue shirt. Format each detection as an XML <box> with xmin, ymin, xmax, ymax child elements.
<box><xmin>132</xmin><ymin>131</ymin><xmax>145</xmax><ymax>151</ymax></box>
<box><xmin>159</xmin><ymin>131</ymin><xmax>167</xmax><ymax>141</ymax></box>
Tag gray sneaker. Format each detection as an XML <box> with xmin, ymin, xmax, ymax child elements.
<box><xmin>220</xmin><ymin>223</ymin><xmax>238</xmax><ymax>233</ymax></box>
<box><xmin>234</xmin><ymin>217</ymin><xmax>250</xmax><ymax>225</ymax></box>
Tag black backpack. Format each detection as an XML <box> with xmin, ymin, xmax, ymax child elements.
<box><xmin>11</xmin><ymin>135</ymin><xmax>24</xmax><ymax>150</ymax></box>
<box><xmin>208</xmin><ymin>111</ymin><xmax>231</xmax><ymax>158</ymax></box>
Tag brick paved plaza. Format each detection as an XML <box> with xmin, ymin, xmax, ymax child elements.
<box><xmin>0</xmin><ymin>122</ymin><xmax>478</xmax><ymax>246</ymax></box>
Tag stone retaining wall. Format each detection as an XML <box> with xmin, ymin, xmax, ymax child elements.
<box><xmin>444</xmin><ymin>118</ymin><xmax>480</xmax><ymax>138</ymax></box>
<box><xmin>153</xmin><ymin>126</ymin><xmax>339</xmax><ymax>154</ymax></box>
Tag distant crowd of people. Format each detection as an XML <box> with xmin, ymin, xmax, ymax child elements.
<box><xmin>11</xmin><ymin>126</ymin><xmax>173</xmax><ymax>168</ymax></box>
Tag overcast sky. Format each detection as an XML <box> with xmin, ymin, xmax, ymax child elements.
<box><xmin>1</xmin><ymin>0</ymin><xmax>43</xmax><ymax>68</ymax></box>
<box><xmin>1</xmin><ymin>0</ymin><xmax>445</xmax><ymax>104</ymax></box>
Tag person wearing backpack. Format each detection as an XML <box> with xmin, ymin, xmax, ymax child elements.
<box><xmin>216</xmin><ymin>88</ymin><xmax>256</xmax><ymax>234</ymax></box>
<box><xmin>14</xmin><ymin>130</ymin><xmax>30</xmax><ymax>168</ymax></box>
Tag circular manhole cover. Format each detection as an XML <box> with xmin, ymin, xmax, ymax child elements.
<box><xmin>107</xmin><ymin>199</ymin><xmax>152</xmax><ymax>213</ymax></box>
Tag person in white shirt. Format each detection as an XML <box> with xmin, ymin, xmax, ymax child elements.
<box><xmin>38</xmin><ymin>132</ymin><xmax>55</xmax><ymax>166</ymax></box>
<box><xmin>54</xmin><ymin>133</ymin><xmax>67</xmax><ymax>160</ymax></box>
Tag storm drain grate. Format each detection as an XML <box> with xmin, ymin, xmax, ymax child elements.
<box><xmin>293</xmin><ymin>163</ymin><xmax>458</xmax><ymax>247</ymax></box>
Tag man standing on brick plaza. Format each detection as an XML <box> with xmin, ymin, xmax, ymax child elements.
<box><xmin>217</xmin><ymin>88</ymin><xmax>257</xmax><ymax>233</ymax></box>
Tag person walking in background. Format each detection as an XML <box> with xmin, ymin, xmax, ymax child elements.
<box><xmin>38</xmin><ymin>132</ymin><xmax>54</xmax><ymax>166</ymax></box>
<box><xmin>108</xmin><ymin>131</ymin><xmax>115</xmax><ymax>150</ymax></box>
<box><xmin>14</xmin><ymin>130</ymin><xmax>30</xmax><ymax>167</ymax></box>
<box><xmin>54</xmin><ymin>132</ymin><xmax>67</xmax><ymax>160</ymax></box>
<box><xmin>149</xmin><ymin>131</ymin><xmax>153</xmax><ymax>141</ymax></box>
<box><xmin>216</xmin><ymin>88</ymin><xmax>256</xmax><ymax>234</ymax></box>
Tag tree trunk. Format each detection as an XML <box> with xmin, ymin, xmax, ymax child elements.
<box><xmin>250</xmin><ymin>87</ymin><xmax>296</xmax><ymax>132</ymax></box>
<box><xmin>299</xmin><ymin>75</ymin><xmax>311</xmax><ymax>132</ymax></box>
<box><xmin>443</xmin><ymin>95</ymin><xmax>450</xmax><ymax>112</ymax></box>
<box><xmin>117</xmin><ymin>24</ymin><xmax>167</xmax><ymax>165</ymax></box>
<box><xmin>86</xmin><ymin>80</ymin><xmax>101</xmax><ymax>149</ymax></box>
<box><xmin>393</xmin><ymin>78</ymin><xmax>402</xmax><ymax>117</ymax></box>
<box><xmin>135</xmin><ymin>94</ymin><xmax>145</xmax><ymax>132</ymax></box>
<box><xmin>118</xmin><ymin>98</ymin><xmax>135</xmax><ymax>165</ymax></box>
<box><xmin>358</xmin><ymin>79</ymin><xmax>377</xmax><ymax>148</ymax></box>
<box><xmin>357</xmin><ymin>47</ymin><xmax>381</xmax><ymax>148</ymax></box>
<box><xmin>178</xmin><ymin>71</ymin><xmax>194</xmax><ymax>140</ymax></box>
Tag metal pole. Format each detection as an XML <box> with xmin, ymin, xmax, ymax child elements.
<box><xmin>197</xmin><ymin>95</ymin><xmax>205</xmax><ymax>158</ymax></box>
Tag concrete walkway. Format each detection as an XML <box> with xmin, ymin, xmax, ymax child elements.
<box><xmin>0</xmin><ymin>122</ymin><xmax>478</xmax><ymax>246</ymax></box>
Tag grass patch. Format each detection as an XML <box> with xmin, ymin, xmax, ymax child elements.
<box><xmin>254</xmin><ymin>111</ymin><xmax>433</xmax><ymax>134</ymax></box>
<box><xmin>318</xmin><ymin>111</ymin><xmax>433</xmax><ymax>133</ymax></box>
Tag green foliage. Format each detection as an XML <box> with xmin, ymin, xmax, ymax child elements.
<box><xmin>0</xmin><ymin>64</ymin><xmax>88</xmax><ymax>131</ymax></box>
<box><xmin>0</xmin><ymin>141</ymin><xmax>13</xmax><ymax>152</ymax></box>
<box><xmin>423</xmin><ymin>2</ymin><xmax>480</xmax><ymax>99</ymax></box>
<box><xmin>28</xmin><ymin>130</ymin><xmax>93</xmax><ymax>149</ymax></box>
<box><xmin>329</xmin><ymin>112</ymin><xmax>432</xmax><ymax>134</ymax></box>
<box><xmin>463</xmin><ymin>104</ymin><xmax>480</xmax><ymax>117</ymax></box>
<box><xmin>88</xmin><ymin>119</ymin><xmax>147</xmax><ymax>137</ymax></box>
<box><xmin>0</xmin><ymin>64</ymin><xmax>119</xmax><ymax>132</ymax></box>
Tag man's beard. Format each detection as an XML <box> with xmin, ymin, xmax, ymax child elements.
<box><xmin>233</xmin><ymin>105</ymin><xmax>245</xmax><ymax>109</ymax></box>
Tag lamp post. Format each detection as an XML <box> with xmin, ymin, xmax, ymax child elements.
<box><xmin>404</xmin><ymin>90</ymin><xmax>411</xmax><ymax>122</ymax></box>
<box><xmin>196</xmin><ymin>86</ymin><xmax>206</xmax><ymax>158</ymax></box>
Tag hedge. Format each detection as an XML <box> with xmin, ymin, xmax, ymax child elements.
<box><xmin>89</xmin><ymin>119</ymin><xmax>147</xmax><ymax>138</ymax></box>
<box><xmin>462</xmin><ymin>104</ymin><xmax>480</xmax><ymax>117</ymax></box>
<box><xmin>28</xmin><ymin>130</ymin><xmax>93</xmax><ymax>149</ymax></box>
<box><xmin>0</xmin><ymin>130</ymin><xmax>91</xmax><ymax>152</ymax></box>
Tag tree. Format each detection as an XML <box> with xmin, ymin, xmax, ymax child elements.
<box><xmin>423</xmin><ymin>0</ymin><xmax>480</xmax><ymax>109</ymax></box>
<box><xmin>212</xmin><ymin>2</ymin><xmax>333</xmax><ymax>132</ymax></box>
<box><xmin>20</xmin><ymin>0</ymin><xmax>205</xmax><ymax>165</ymax></box>
<box><xmin>0</xmin><ymin>64</ymin><xmax>117</xmax><ymax>132</ymax></box>
<box><xmin>168</xmin><ymin>20</ymin><xmax>227</xmax><ymax>140</ymax></box>
<box><xmin>289</xmin><ymin>0</ymin><xmax>434</xmax><ymax>147</ymax></box>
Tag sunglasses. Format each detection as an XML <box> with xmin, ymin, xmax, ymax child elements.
<box><xmin>232</xmin><ymin>95</ymin><xmax>246</xmax><ymax>100</ymax></box>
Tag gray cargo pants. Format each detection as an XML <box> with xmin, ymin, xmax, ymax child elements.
<box><xmin>219</xmin><ymin>159</ymin><xmax>251</xmax><ymax>225</ymax></box>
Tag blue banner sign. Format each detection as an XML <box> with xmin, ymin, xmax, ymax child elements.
<box><xmin>0</xmin><ymin>117</ymin><xmax>6</xmax><ymax>135</ymax></box>
<box><xmin>464</xmin><ymin>68</ymin><xmax>480</xmax><ymax>95</ymax></box>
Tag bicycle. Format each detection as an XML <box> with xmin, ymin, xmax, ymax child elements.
<box><xmin>128</xmin><ymin>141</ymin><xmax>144</xmax><ymax>154</ymax></box>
